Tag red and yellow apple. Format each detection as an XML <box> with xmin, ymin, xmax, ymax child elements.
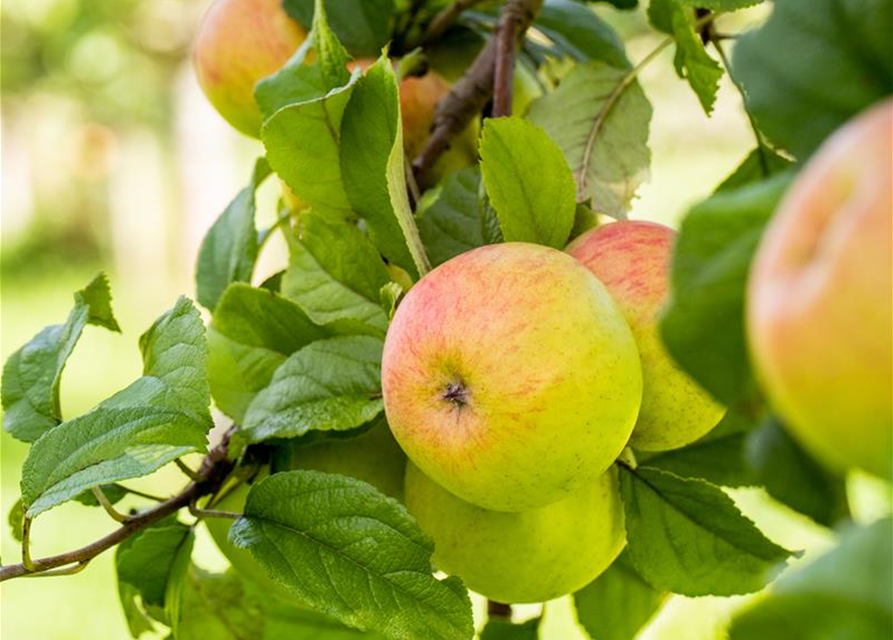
<box><xmin>568</xmin><ymin>221</ymin><xmax>725</xmax><ymax>451</ymax></box>
<box><xmin>747</xmin><ymin>98</ymin><xmax>893</xmax><ymax>480</ymax></box>
<box><xmin>382</xmin><ymin>242</ymin><xmax>642</xmax><ymax>512</ymax></box>
<box><xmin>193</xmin><ymin>0</ymin><xmax>306</xmax><ymax>137</ymax></box>
<box><xmin>404</xmin><ymin>462</ymin><xmax>625</xmax><ymax>604</ymax></box>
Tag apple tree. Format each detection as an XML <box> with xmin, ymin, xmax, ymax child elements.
<box><xmin>2</xmin><ymin>0</ymin><xmax>891</xmax><ymax>639</ymax></box>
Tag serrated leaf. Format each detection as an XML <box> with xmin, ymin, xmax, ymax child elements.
<box><xmin>660</xmin><ymin>175</ymin><xmax>791</xmax><ymax>407</ymax></box>
<box><xmin>733</xmin><ymin>0</ymin><xmax>893</xmax><ymax>159</ymax></box>
<box><xmin>283</xmin><ymin>0</ymin><xmax>394</xmax><ymax>59</ymax></box>
<box><xmin>416</xmin><ymin>167</ymin><xmax>486</xmax><ymax>268</ymax></box>
<box><xmin>574</xmin><ymin>550</ymin><xmax>666</xmax><ymax>640</ymax></box>
<box><xmin>2</xmin><ymin>273</ymin><xmax>120</xmax><ymax>442</ymax></box>
<box><xmin>208</xmin><ymin>284</ymin><xmax>333</xmax><ymax>422</ymax></box>
<box><xmin>639</xmin><ymin>410</ymin><xmax>757</xmax><ymax>487</ymax></box>
<box><xmin>729</xmin><ymin>518</ymin><xmax>893</xmax><ymax>640</ymax></box>
<box><xmin>340</xmin><ymin>56</ymin><xmax>429</xmax><ymax>278</ymax></box>
<box><xmin>116</xmin><ymin>518</ymin><xmax>194</xmax><ymax>610</ymax></box>
<box><xmin>241</xmin><ymin>336</ymin><xmax>384</xmax><ymax>443</ymax></box>
<box><xmin>746</xmin><ymin>417</ymin><xmax>849</xmax><ymax>527</ymax></box>
<box><xmin>535</xmin><ymin>0</ymin><xmax>629</xmax><ymax>68</ymax></box>
<box><xmin>282</xmin><ymin>213</ymin><xmax>391</xmax><ymax>336</ymax></box>
<box><xmin>21</xmin><ymin>297</ymin><xmax>211</xmax><ymax>517</ymax></box>
<box><xmin>527</xmin><ymin>61</ymin><xmax>652</xmax><ymax>218</ymax></box>
<box><xmin>230</xmin><ymin>471</ymin><xmax>474</xmax><ymax>640</ymax></box>
<box><xmin>196</xmin><ymin>159</ymin><xmax>272</xmax><ymax>311</ymax></box>
<box><xmin>479</xmin><ymin>117</ymin><xmax>576</xmax><ymax>248</ymax></box>
<box><xmin>716</xmin><ymin>147</ymin><xmax>792</xmax><ymax>193</ymax></box>
<box><xmin>479</xmin><ymin>618</ymin><xmax>539</xmax><ymax>640</ymax></box>
<box><xmin>262</xmin><ymin>79</ymin><xmax>358</xmax><ymax>220</ymax></box>
<box><xmin>620</xmin><ymin>465</ymin><xmax>790</xmax><ymax>596</ymax></box>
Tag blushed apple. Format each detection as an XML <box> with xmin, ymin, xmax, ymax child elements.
<box><xmin>404</xmin><ymin>462</ymin><xmax>625</xmax><ymax>604</ymax></box>
<box><xmin>382</xmin><ymin>242</ymin><xmax>642</xmax><ymax>512</ymax></box>
<box><xmin>193</xmin><ymin>0</ymin><xmax>306</xmax><ymax>137</ymax></box>
<box><xmin>747</xmin><ymin>98</ymin><xmax>893</xmax><ymax>480</ymax></box>
<box><xmin>568</xmin><ymin>221</ymin><xmax>725</xmax><ymax>451</ymax></box>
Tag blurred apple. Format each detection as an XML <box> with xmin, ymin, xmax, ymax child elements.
<box><xmin>747</xmin><ymin>98</ymin><xmax>893</xmax><ymax>480</ymax></box>
<box><xmin>193</xmin><ymin>0</ymin><xmax>306</xmax><ymax>137</ymax></box>
<box><xmin>382</xmin><ymin>242</ymin><xmax>642</xmax><ymax>512</ymax></box>
<box><xmin>404</xmin><ymin>462</ymin><xmax>625</xmax><ymax>604</ymax></box>
<box><xmin>568</xmin><ymin>221</ymin><xmax>725</xmax><ymax>451</ymax></box>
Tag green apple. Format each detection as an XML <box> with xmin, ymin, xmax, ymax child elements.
<box><xmin>405</xmin><ymin>462</ymin><xmax>625</xmax><ymax>604</ymax></box>
<box><xmin>276</xmin><ymin>419</ymin><xmax>407</xmax><ymax>501</ymax></box>
<box><xmin>193</xmin><ymin>0</ymin><xmax>306</xmax><ymax>137</ymax></box>
<box><xmin>747</xmin><ymin>98</ymin><xmax>893</xmax><ymax>480</ymax></box>
<box><xmin>382</xmin><ymin>242</ymin><xmax>642</xmax><ymax>512</ymax></box>
<box><xmin>568</xmin><ymin>221</ymin><xmax>725</xmax><ymax>451</ymax></box>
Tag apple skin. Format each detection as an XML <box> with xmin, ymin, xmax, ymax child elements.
<box><xmin>275</xmin><ymin>419</ymin><xmax>407</xmax><ymax>501</ymax></box>
<box><xmin>382</xmin><ymin>242</ymin><xmax>642</xmax><ymax>512</ymax></box>
<box><xmin>567</xmin><ymin>221</ymin><xmax>725</xmax><ymax>451</ymax></box>
<box><xmin>193</xmin><ymin>0</ymin><xmax>306</xmax><ymax>137</ymax></box>
<box><xmin>404</xmin><ymin>462</ymin><xmax>625</xmax><ymax>604</ymax></box>
<box><xmin>747</xmin><ymin>98</ymin><xmax>893</xmax><ymax>480</ymax></box>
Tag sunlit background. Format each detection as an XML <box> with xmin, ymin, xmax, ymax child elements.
<box><xmin>2</xmin><ymin>1</ymin><xmax>888</xmax><ymax>638</ymax></box>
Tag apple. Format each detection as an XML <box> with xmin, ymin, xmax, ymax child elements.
<box><xmin>567</xmin><ymin>221</ymin><xmax>725</xmax><ymax>451</ymax></box>
<box><xmin>404</xmin><ymin>462</ymin><xmax>625</xmax><ymax>604</ymax></box>
<box><xmin>274</xmin><ymin>419</ymin><xmax>407</xmax><ymax>500</ymax></box>
<box><xmin>747</xmin><ymin>98</ymin><xmax>893</xmax><ymax>480</ymax></box>
<box><xmin>382</xmin><ymin>242</ymin><xmax>642</xmax><ymax>512</ymax></box>
<box><xmin>193</xmin><ymin>0</ymin><xmax>306</xmax><ymax>137</ymax></box>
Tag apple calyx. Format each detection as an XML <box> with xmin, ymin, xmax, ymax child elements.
<box><xmin>442</xmin><ymin>381</ymin><xmax>470</xmax><ymax>408</ymax></box>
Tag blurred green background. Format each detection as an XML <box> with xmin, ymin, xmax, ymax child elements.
<box><xmin>1</xmin><ymin>1</ymin><xmax>886</xmax><ymax>638</ymax></box>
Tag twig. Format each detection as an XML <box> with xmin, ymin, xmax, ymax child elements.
<box><xmin>492</xmin><ymin>2</ymin><xmax>525</xmax><ymax>117</ymax></box>
<box><xmin>412</xmin><ymin>0</ymin><xmax>545</xmax><ymax>183</ymax></box>
<box><xmin>488</xmin><ymin>600</ymin><xmax>512</xmax><ymax>620</ymax></box>
<box><xmin>175</xmin><ymin>458</ymin><xmax>201</xmax><ymax>481</ymax></box>
<box><xmin>119</xmin><ymin>486</ymin><xmax>167</xmax><ymax>502</ymax></box>
<box><xmin>0</xmin><ymin>427</ymin><xmax>237</xmax><ymax>582</ymax></box>
<box><xmin>91</xmin><ymin>487</ymin><xmax>134</xmax><ymax>524</ymax></box>
<box><xmin>188</xmin><ymin>498</ymin><xmax>241</xmax><ymax>521</ymax></box>
<box><xmin>421</xmin><ymin>0</ymin><xmax>491</xmax><ymax>46</ymax></box>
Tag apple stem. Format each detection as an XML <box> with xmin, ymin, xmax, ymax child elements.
<box><xmin>488</xmin><ymin>599</ymin><xmax>512</xmax><ymax>620</ymax></box>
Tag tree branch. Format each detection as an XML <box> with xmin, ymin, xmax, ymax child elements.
<box><xmin>488</xmin><ymin>599</ymin><xmax>513</xmax><ymax>620</ymax></box>
<box><xmin>412</xmin><ymin>0</ymin><xmax>544</xmax><ymax>183</ymax></box>
<box><xmin>493</xmin><ymin>0</ymin><xmax>529</xmax><ymax>117</ymax></box>
<box><xmin>0</xmin><ymin>427</ymin><xmax>237</xmax><ymax>582</ymax></box>
<box><xmin>421</xmin><ymin>0</ymin><xmax>491</xmax><ymax>46</ymax></box>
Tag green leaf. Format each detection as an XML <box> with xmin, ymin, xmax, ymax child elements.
<box><xmin>716</xmin><ymin>147</ymin><xmax>792</xmax><ymax>193</ymax></box>
<box><xmin>196</xmin><ymin>159</ymin><xmax>272</xmax><ymax>311</ymax></box>
<box><xmin>116</xmin><ymin>518</ymin><xmax>194</xmax><ymax>611</ymax></box>
<box><xmin>416</xmin><ymin>167</ymin><xmax>486</xmax><ymax>268</ymax></box>
<box><xmin>527</xmin><ymin>61</ymin><xmax>652</xmax><ymax>218</ymax></box>
<box><xmin>535</xmin><ymin>0</ymin><xmax>630</xmax><ymax>68</ymax></box>
<box><xmin>230</xmin><ymin>471</ymin><xmax>474</xmax><ymax>640</ymax></box>
<box><xmin>8</xmin><ymin>498</ymin><xmax>23</xmax><ymax>543</ymax></box>
<box><xmin>340</xmin><ymin>56</ymin><xmax>430</xmax><ymax>278</ymax></box>
<box><xmin>283</xmin><ymin>0</ymin><xmax>394</xmax><ymax>59</ymax></box>
<box><xmin>208</xmin><ymin>284</ymin><xmax>333</xmax><ymax>422</ymax></box>
<box><xmin>479</xmin><ymin>117</ymin><xmax>576</xmax><ymax>248</ymax></box>
<box><xmin>660</xmin><ymin>175</ymin><xmax>791</xmax><ymax>407</ymax></box>
<box><xmin>2</xmin><ymin>273</ymin><xmax>120</xmax><ymax>442</ymax></box>
<box><xmin>746</xmin><ymin>417</ymin><xmax>849</xmax><ymax>528</ymax></box>
<box><xmin>282</xmin><ymin>213</ymin><xmax>391</xmax><ymax>336</ymax></box>
<box><xmin>175</xmin><ymin>567</ymin><xmax>265</xmax><ymax>640</ymax></box>
<box><xmin>256</xmin><ymin>0</ymin><xmax>352</xmax><ymax>116</ymax></box>
<box><xmin>620</xmin><ymin>465</ymin><xmax>790</xmax><ymax>596</ymax></box>
<box><xmin>574</xmin><ymin>550</ymin><xmax>666</xmax><ymax>640</ymax></box>
<box><xmin>479</xmin><ymin>618</ymin><xmax>540</xmax><ymax>640</ymax></box>
<box><xmin>639</xmin><ymin>411</ymin><xmax>757</xmax><ymax>488</ymax></box>
<box><xmin>21</xmin><ymin>297</ymin><xmax>211</xmax><ymax>517</ymax></box>
<box><xmin>164</xmin><ymin>527</ymin><xmax>196</xmax><ymax>636</ymax></box>
<box><xmin>732</xmin><ymin>0</ymin><xmax>893</xmax><ymax>158</ymax></box>
<box><xmin>241</xmin><ymin>336</ymin><xmax>384</xmax><ymax>443</ymax></box>
<box><xmin>729</xmin><ymin>518</ymin><xmax>893</xmax><ymax>640</ymax></box>
<box><xmin>262</xmin><ymin>79</ymin><xmax>357</xmax><ymax>220</ymax></box>
<box><xmin>675</xmin><ymin>0</ymin><xmax>764</xmax><ymax>8</ymax></box>
<box><xmin>73</xmin><ymin>483</ymin><xmax>130</xmax><ymax>507</ymax></box>
<box><xmin>118</xmin><ymin>582</ymin><xmax>158</xmax><ymax>639</ymax></box>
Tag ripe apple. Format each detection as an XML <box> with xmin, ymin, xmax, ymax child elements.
<box><xmin>567</xmin><ymin>221</ymin><xmax>725</xmax><ymax>451</ymax></box>
<box><xmin>404</xmin><ymin>462</ymin><xmax>625</xmax><ymax>604</ymax></box>
<box><xmin>193</xmin><ymin>0</ymin><xmax>306</xmax><ymax>137</ymax></box>
<box><xmin>274</xmin><ymin>419</ymin><xmax>407</xmax><ymax>500</ymax></box>
<box><xmin>747</xmin><ymin>98</ymin><xmax>893</xmax><ymax>480</ymax></box>
<box><xmin>382</xmin><ymin>242</ymin><xmax>642</xmax><ymax>512</ymax></box>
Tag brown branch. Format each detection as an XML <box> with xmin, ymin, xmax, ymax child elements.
<box><xmin>492</xmin><ymin>1</ymin><xmax>528</xmax><ymax>117</ymax></box>
<box><xmin>0</xmin><ymin>427</ymin><xmax>237</xmax><ymax>582</ymax></box>
<box><xmin>421</xmin><ymin>0</ymin><xmax>491</xmax><ymax>46</ymax></box>
<box><xmin>488</xmin><ymin>599</ymin><xmax>512</xmax><ymax>620</ymax></box>
<box><xmin>412</xmin><ymin>0</ymin><xmax>545</xmax><ymax>183</ymax></box>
